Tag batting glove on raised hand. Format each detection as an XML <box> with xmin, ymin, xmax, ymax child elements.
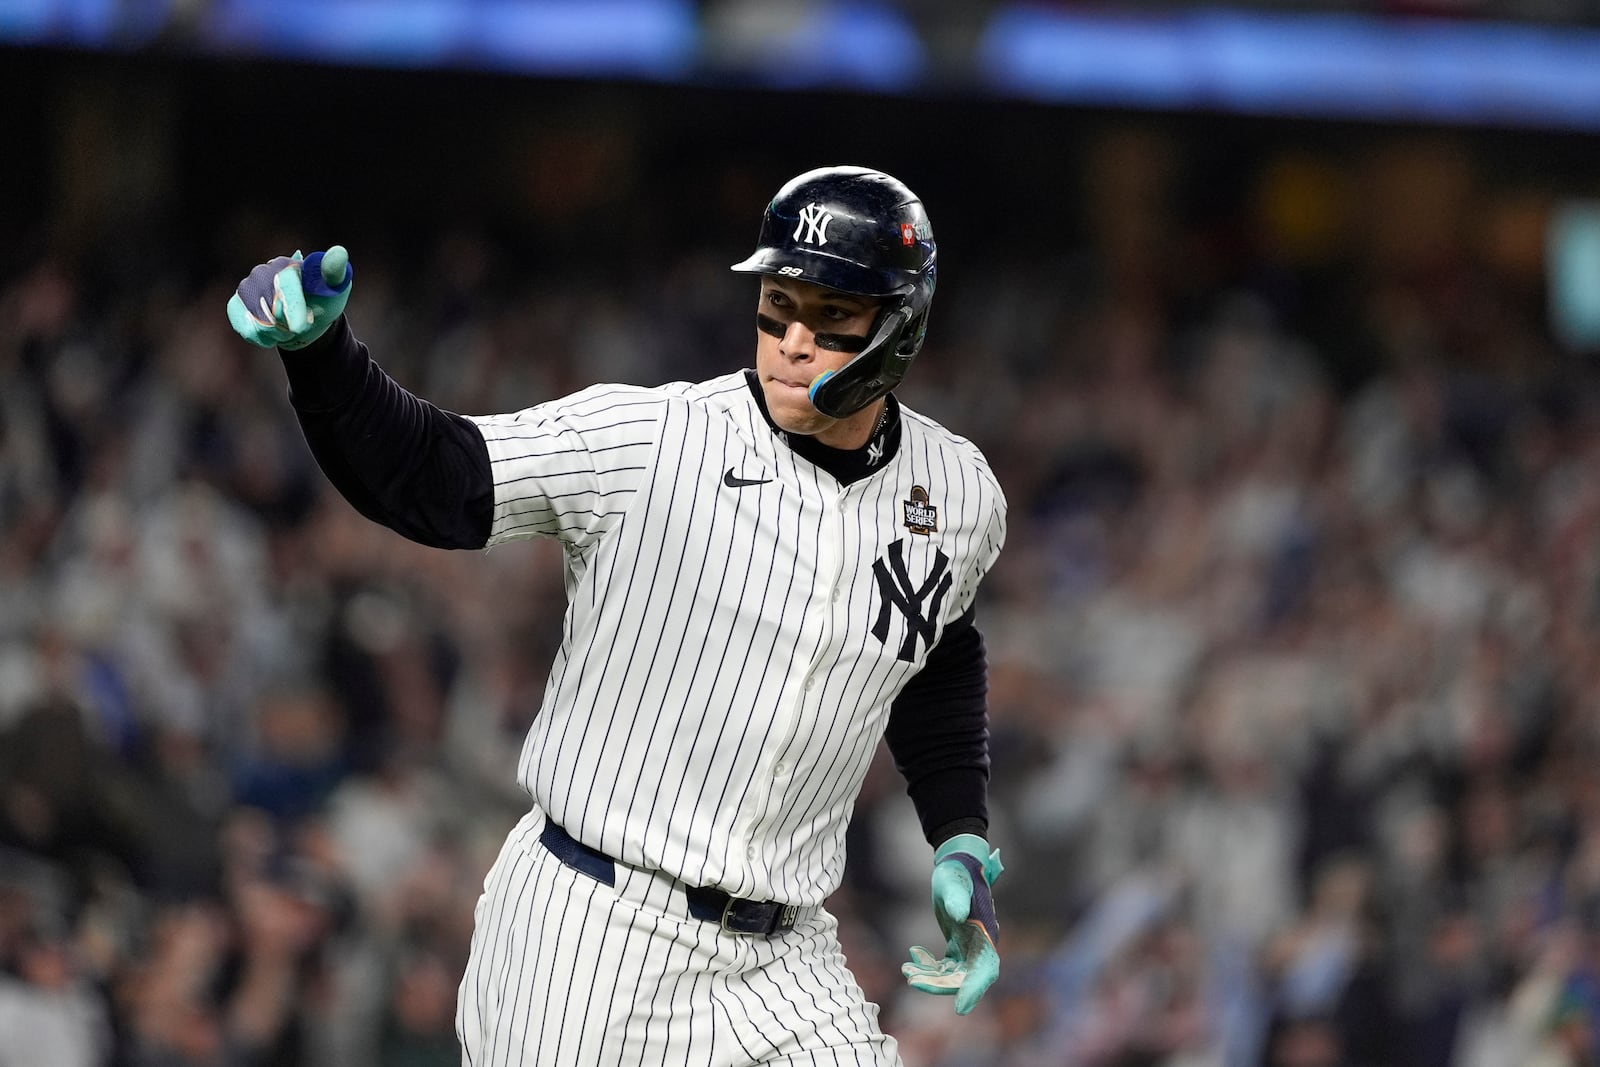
<box><xmin>902</xmin><ymin>833</ymin><xmax>1003</xmax><ymax>1015</ymax></box>
<box><xmin>226</xmin><ymin>246</ymin><xmax>352</xmax><ymax>350</ymax></box>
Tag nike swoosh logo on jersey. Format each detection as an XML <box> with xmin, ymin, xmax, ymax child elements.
<box><xmin>723</xmin><ymin>468</ymin><xmax>772</xmax><ymax>488</ymax></box>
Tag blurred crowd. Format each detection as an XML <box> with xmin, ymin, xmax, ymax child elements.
<box><xmin>4</xmin><ymin>121</ymin><xmax>1600</xmax><ymax>1067</ymax></box>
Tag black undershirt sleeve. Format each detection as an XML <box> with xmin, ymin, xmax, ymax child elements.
<box><xmin>277</xmin><ymin>316</ymin><xmax>495</xmax><ymax>550</ymax></box>
<box><xmin>884</xmin><ymin>605</ymin><xmax>991</xmax><ymax>847</ymax></box>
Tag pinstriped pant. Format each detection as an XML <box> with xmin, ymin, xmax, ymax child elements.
<box><xmin>457</xmin><ymin>809</ymin><xmax>901</xmax><ymax>1066</ymax></box>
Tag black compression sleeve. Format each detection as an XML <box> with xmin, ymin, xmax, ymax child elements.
<box><xmin>885</xmin><ymin>606</ymin><xmax>991</xmax><ymax>847</ymax></box>
<box><xmin>278</xmin><ymin>316</ymin><xmax>495</xmax><ymax>550</ymax></box>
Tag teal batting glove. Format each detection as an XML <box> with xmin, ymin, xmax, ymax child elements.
<box><xmin>226</xmin><ymin>246</ymin><xmax>352</xmax><ymax>350</ymax></box>
<box><xmin>902</xmin><ymin>833</ymin><xmax>1003</xmax><ymax>1015</ymax></box>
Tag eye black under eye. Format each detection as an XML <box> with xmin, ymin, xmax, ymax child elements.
<box><xmin>815</xmin><ymin>332</ymin><xmax>869</xmax><ymax>354</ymax></box>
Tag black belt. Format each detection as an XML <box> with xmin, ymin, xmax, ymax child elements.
<box><xmin>538</xmin><ymin>820</ymin><xmax>800</xmax><ymax>936</ymax></box>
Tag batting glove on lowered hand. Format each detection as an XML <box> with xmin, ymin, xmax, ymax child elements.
<box><xmin>226</xmin><ymin>246</ymin><xmax>352</xmax><ymax>350</ymax></box>
<box><xmin>902</xmin><ymin>833</ymin><xmax>1003</xmax><ymax>1015</ymax></box>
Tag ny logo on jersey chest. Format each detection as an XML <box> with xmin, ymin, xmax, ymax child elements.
<box><xmin>871</xmin><ymin>539</ymin><xmax>952</xmax><ymax>662</ymax></box>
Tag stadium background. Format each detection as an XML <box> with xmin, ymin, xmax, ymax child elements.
<box><xmin>4</xmin><ymin>2</ymin><xmax>1600</xmax><ymax>1064</ymax></box>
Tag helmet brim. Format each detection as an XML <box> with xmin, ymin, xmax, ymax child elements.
<box><xmin>730</xmin><ymin>248</ymin><xmax>915</xmax><ymax>300</ymax></box>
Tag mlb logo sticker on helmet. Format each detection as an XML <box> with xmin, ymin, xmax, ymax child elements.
<box><xmin>901</xmin><ymin>223</ymin><xmax>915</xmax><ymax>246</ymax></box>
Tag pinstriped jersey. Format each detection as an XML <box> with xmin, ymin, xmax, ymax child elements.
<box><xmin>467</xmin><ymin>372</ymin><xmax>1006</xmax><ymax>906</ymax></box>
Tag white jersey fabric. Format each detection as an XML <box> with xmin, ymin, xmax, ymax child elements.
<box><xmin>466</xmin><ymin>372</ymin><xmax>1006</xmax><ymax>908</ymax></box>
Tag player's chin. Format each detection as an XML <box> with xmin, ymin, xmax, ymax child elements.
<box><xmin>769</xmin><ymin>399</ymin><xmax>832</xmax><ymax>438</ymax></box>
<box><xmin>762</xmin><ymin>386</ymin><xmax>827</xmax><ymax>433</ymax></box>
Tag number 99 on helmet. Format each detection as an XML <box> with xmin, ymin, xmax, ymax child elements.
<box><xmin>731</xmin><ymin>166</ymin><xmax>936</xmax><ymax>419</ymax></box>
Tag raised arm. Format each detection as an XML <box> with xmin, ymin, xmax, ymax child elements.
<box><xmin>226</xmin><ymin>246</ymin><xmax>492</xmax><ymax>549</ymax></box>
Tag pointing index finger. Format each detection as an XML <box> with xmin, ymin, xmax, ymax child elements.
<box><xmin>320</xmin><ymin>245</ymin><xmax>349</xmax><ymax>287</ymax></box>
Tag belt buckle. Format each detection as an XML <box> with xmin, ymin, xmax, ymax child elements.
<box><xmin>719</xmin><ymin>896</ymin><xmax>743</xmax><ymax>935</ymax></box>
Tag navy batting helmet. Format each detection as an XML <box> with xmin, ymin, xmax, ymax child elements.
<box><xmin>731</xmin><ymin>166</ymin><xmax>936</xmax><ymax>419</ymax></box>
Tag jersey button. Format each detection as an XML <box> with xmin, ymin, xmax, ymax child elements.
<box><xmin>774</xmin><ymin>761</ymin><xmax>788</xmax><ymax>777</ymax></box>
<box><xmin>746</xmin><ymin>845</ymin><xmax>757</xmax><ymax>860</ymax></box>
<box><xmin>831</xmin><ymin>587</ymin><xmax>842</xmax><ymax>603</ymax></box>
<box><xmin>803</xmin><ymin>676</ymin><xmax>815</xmax><ymax>691</ymax></box>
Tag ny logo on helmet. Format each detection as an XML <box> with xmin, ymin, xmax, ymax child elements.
<box><xmin>794</xmin><ymin>203</ymin><xmax>834</xmax><ymax>246</ymax></box>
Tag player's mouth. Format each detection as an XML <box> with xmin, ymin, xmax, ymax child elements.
<box><xmin>769</xmin><ymin>376</ymin><xmax>812</xmax><ymax>395</ymax></box>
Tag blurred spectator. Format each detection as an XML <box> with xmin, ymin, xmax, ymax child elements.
<box><xmin>0</xmin><ymin>884</ymin><xmax>111</xmax><ymax>1067</ymax></box>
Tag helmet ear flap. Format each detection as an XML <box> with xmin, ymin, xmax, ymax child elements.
<box><xmin>898</xmin><ymin>307</ymin><xmax>930</xmax><ymax>357</ymax></box>
<box><xmin>808</xmin><ymin>302</ymin><xmax>917</xmax><ymax>419</ymax></box>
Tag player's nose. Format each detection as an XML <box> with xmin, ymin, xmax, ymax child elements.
<box><xmin>779</xmin><ymin>319</ymin><xmax>816</xmax><ymax>360</ymax></box>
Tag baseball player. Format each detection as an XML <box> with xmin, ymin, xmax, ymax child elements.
<box><xmin>227</xmin><ymin>166</ymin><xmax>1007</xmax><ymax>1065</ymax></box>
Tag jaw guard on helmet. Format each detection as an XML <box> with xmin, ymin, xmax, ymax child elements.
<box><xmin>731</xmin><ymin>166</ymin><xmax>936</xmax><ymax>419</ymax></box>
